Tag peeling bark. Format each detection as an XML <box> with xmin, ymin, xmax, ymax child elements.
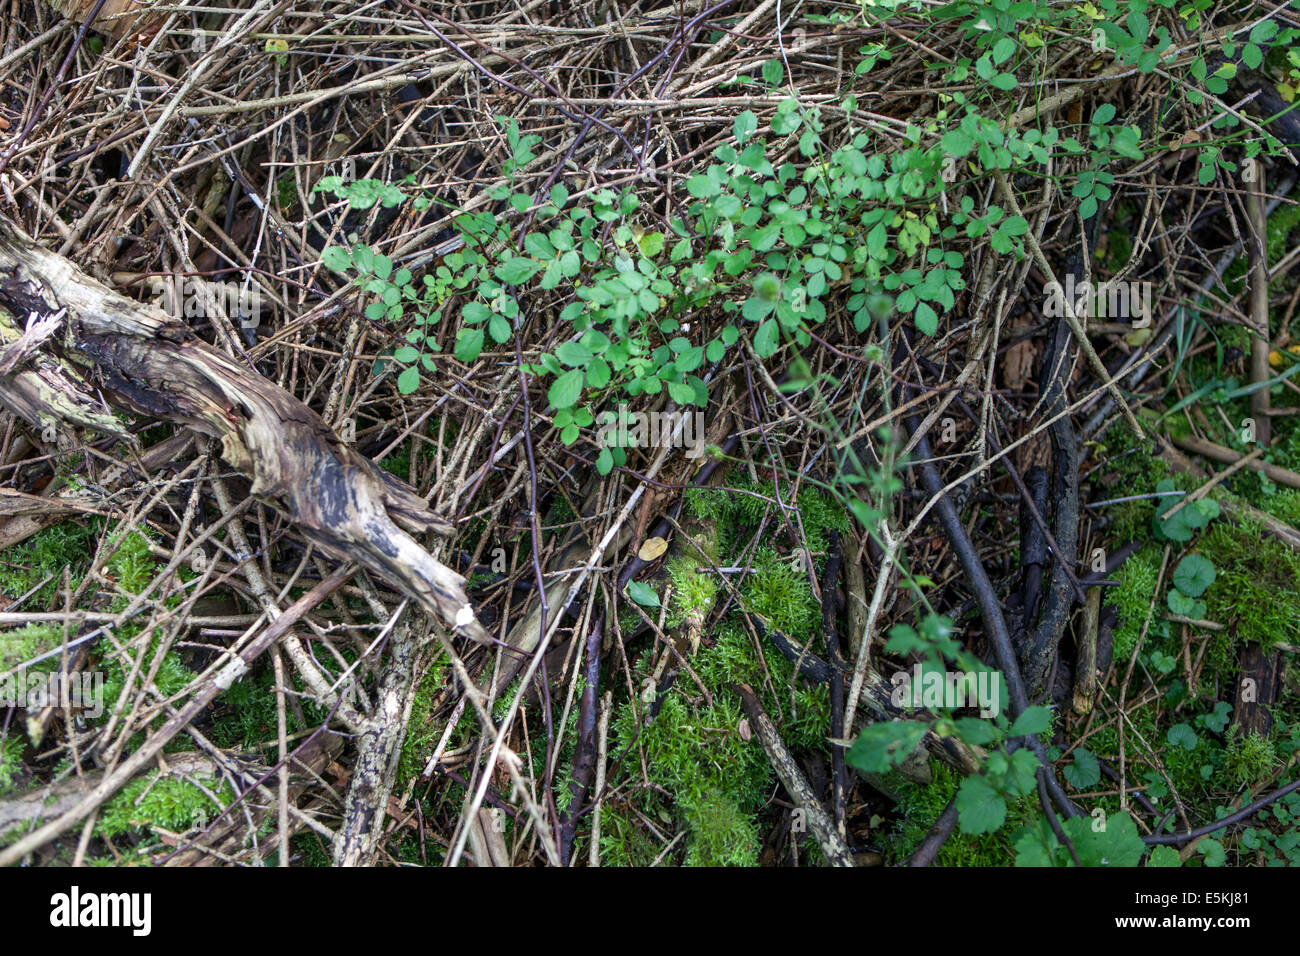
<box><xmin>0</xmin><ymin>217</ymin><xmax>488</xmax><ymax>643</ymax></box>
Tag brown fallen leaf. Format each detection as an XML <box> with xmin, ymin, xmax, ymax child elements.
<box><xmin>48</xmin><ymin>0</ymin><xmax>159</xmax><ymax>38</ymax></box>
<box><xmin>638</xmin><ymin>536</ymin><xmax>668</xmax><ymax>561</ymax></box>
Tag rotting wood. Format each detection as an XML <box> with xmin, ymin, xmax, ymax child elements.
<box><xmin>0</xmin><ymin>216</ymin><xmax>488</xmax><ymax>644</ymax></box>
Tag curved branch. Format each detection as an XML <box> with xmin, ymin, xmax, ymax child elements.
<box><xmin>0</xmin><ymin>217</ymin><xmax>488</xmax><ymax>643</ymax></box>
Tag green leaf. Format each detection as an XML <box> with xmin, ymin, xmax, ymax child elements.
<box><xmin>753</xmin><ymin>272</ymin><xmax>781</xmax><ymax>301</ymax></box>
<box><xmin>941</xmin><ymin>129</ymin><xmax>974</xmax><ymax>157</ymax></box>
<box><xmin>555</xmin><ymin>341</ymin><xmax>594</xmax><ymax>366</ymax></box>
<box><xmin>488</xmin><ymin>313</ymin><xmax>511</xmax><ymax>344</ymax></box>
<box><xmin>762</xmin><ymin>59</ymin><xmax>784</xmax><ymax>86</ymax></box>
<box><xmin>1014</xmin><ymin>819</ymin><xmax>1061</xmax><ymax>867</ymax></box>
<box><xmin>952</xmin><ymin>717</ymin><xmax>999</xmax><ymax>746</ymax></box>
<box><xmin>321</xmin><ymin>246</ymin><xmax>352</xmax><ymax>272</ymax></box>
<box><xmin>914</xmin><ymin>302</ymin><xmax>938</xmax><ymax>336</ymax></box>
<box><xmin>1009</xmin><ymin>705</ymin><xmax>1052</xmax><ymax>737</ymax></box>
<box><xmin>1154</xmin><ymin>480</ymin><xmax>1195</xmax><ymax>541</ymax></box>
<box><xmin>496</xmin><ymin>257</ymin><xmax>540</xmax><ymax>285</ymax></box>
<box><xmin>845</xmin><ymin>721</ymin><xmax>928</xmax><ymax>774</ymax></box>
<box><xmin>396</xmin><ymin>365</ymin><xmax>420</xmax><ymax>395</ymax></box>
<box><xmin>547</xmin><ymin>369</ymin><xmax>584</xmax><ymax>409</ymax></box>
<box><xmin>667</xmin><ymin>379</ymin><xmax>695</xmax><ymax>405</ymax></box>
<box><xmin>1001</xmin><ymin>749</ymin><xmax>1041</xmax><ymax>798</ymax></box>
<box><xmin>352</xmin><ymin>244</ymin><xmax>374</xmax><ymax>273</ymax></box>
<box><xmin>524</xmin><ymin>233</ymin><xmax>555</xmax><ymax>258</ymax></box>
<box><xmin>1167</xmin><ymin>723</ymin><xmax>1198</xmax><ymax>751</ymax></box>
<box><xmin>586</xmin><ymin>358</ymin><xmax>611</xmax><ymax>388</ymax></box>
<box><xmin>596</xmin><ymin>447</ymin><xmax>614</xmax><ymax>475</ymax></box>
<box><xmin>462</xmin><ymin>302</ymin><xmax>491</xmax><ymax>324</ymax></box>
<box><xmin>1166</xmin><ymin>588</ymin><xmax>1206</xmax><ymax>619</ymax></box>
<box><xmin>686</xmin><ymin>175</ymin><xmax>720</xmax><ymax>199</ymax></box>
<box><xmin>639</xmin><ymin>232</ymin><xmax>665</xmax><ymax>257</ymax></box>
<box><xmin>1063</xmin><ymin>747</ymin><xmax>1101</xmax><ymax>789</ymax></box>
<box><xmin>1172</xmin><ymin>553</ymin><xmax>1215</xmax><ymax>598</ymax></box>
<box><xmin>1066</xmin><ymin>810</ymin><xmax>1146</xmax><ymax>866</ymax></box>
<box><xmin>626</xmin><ymin>580</ymin><xmax>660</xmax><ymax>607</ymax></box>
<box><xmin>1249</xmin><ymin>20</ymin><xmax>1278</xmax><ymax>44</ymax></box>
<box><xmin>1146</xmin><ymin>845</ymin><xmax>1182</xmax><ymax>867</ymax></box>
<box><xmin>1200</xmin><ymin>838</ymin><xmax>1226</xmax><ymax>867</ymax></box>
<box><xmin>753</xmin><ymin>319</ymin><xmax>779</xmax><ymax>358</ymax></box>
<box><xmin>454</xmin><ymin>327</ymin><xmax>484</xmax><ymax>363</ymax></box>
<box><xmin>999</xmin><ymin>215</ymin><xmax>1029</xmax><ymax>237</ymax></box>
<box><xmin>956</xmin><ymin>775</ymin><xmax>1006</xmax><ymax>834</ymax></box>
<box><xmin>733</xmin><ymin>110</ymin><xmax>758</xmax><ymax>144</ymax></box>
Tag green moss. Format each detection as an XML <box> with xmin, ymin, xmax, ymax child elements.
<box><xmin>696</xmin><ymin>624</ymin><xmax>831</xmax><ymax>752</ymax></box>
<box><xmin>1267</xmin><ymin>183</ymin><xmax>1300</xmax><ymax>266</ymax></box>
<box><xmin>667</xmin><ymin>555</ymin><xmax>718</xmax><ymax>626</ymax></box>
<box><xmin>679</xmin><ymin>787</ymin><xmax>760</xmax><ymax>866</ymax></box>
<box><xmin>687</xmin><ymin>478</ymin><xmax>848</xmax><ymax>555</ymax></box>
<box><xmin>613</xmin><ymin>691</ymin><xmax>767</xmax><ymax>866</ymax></box>
<box><xmin>1091</xmin><ymin>425</ymin><xmax>1176</xmax><ymax>542</ymax></box>
<box><xmin>744</xmin><ymin>548</ymin><xmax>821</xmax><ymax>639</ymax></box>
<box><xmin>1222</xmin><ymin>729</ymin><xmax>1281</xmax><ymax>787</ymax></box>
<box><xmin>104</xmin><ymin>528</ymin><xmax>157</xmax><ymax>595</ymax></box>
<box><xmin>1199</xmin><ymin>522</ymin><xmax>1300</xmax><ymax>647</ymax></box>
<box><xmin>292</xmin><ymin>831</ymin><xmax>333</xmax><ymax>866</ymax></box>
<box><xmin>0</xmin><ymin>521</ymin><xmax>96</xmax><ymax>606</ymax></box>
<box><xmin>0</xmin><ymin>623</ymin><xmax>61</xmax><ymax>674</ymax></box>
<box><xmin>1110</xmin><ymin>547</ymin><xmax>1159</xmax><ymax>661</ymax></box>
<box><xmin>593</xmin><ymin>471</ymin><xmax>847</xmax><ymax>864</ymax></box>
<box><xmin>1260</xmin><ymin>488</ymin><xmax>1300</xmax><ymax>528</ymax></box>
<box><xmin>684</xmin><ymin>486</ymin><xmax>729</xmax><ymax>524</ymax></box>
<box><xmin>98</xmin><ymin>771</ymin><xmax>235</xmax><ymax>839</ymax></box>
<box><xmin>599</xmin><ymin>803</ymin><xmax>667</xmax><ymax>866</ymax></box>
<box><xmin>0</xmin><ymin>734</ymin><xmax>25</xmax><ymax>797</ymax></box>
<box><xmin>1087</xmin><ymin>702</ymin><xmax>1225</xmax><ymax>810</ymax></box>
<box><xmin>1220</xmin><ymin>181</ymin><xmax>1300</xmax><ymax>305</ymax></box>
<box><xmin>396</xmin><ymin>659</ymin><xmax>450</xmax><ymax>784</ymax></box>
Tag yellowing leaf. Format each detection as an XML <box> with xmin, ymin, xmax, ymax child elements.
<box><xmin>1269</xmin><ymin>345</ymin><xmax>1300</xmax><ymax>369</ymax></box>
<box><xmin>638</xmin><ymin>537</ymin><xmax>668</xmax><ymax>561</ymax></box>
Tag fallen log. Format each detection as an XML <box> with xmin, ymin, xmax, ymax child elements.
<box><xmin>0</xmin><ymin>216</ymin><xmax>488</xmax><ymax>644</ymax></box>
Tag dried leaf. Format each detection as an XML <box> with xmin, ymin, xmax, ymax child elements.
<box><xmin>638</xmin><ymin>536</ymin><xmax>668</xmax><ymax>561</ymax></box>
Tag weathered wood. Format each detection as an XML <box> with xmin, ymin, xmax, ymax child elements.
<box><xmin>0</xmin><ymin>217</ymin><xmax>488</xmax><ymax>644</ymax></box>
<box><xmin>47</xmin><ymin>0</ymin><xmax>160</xmax><ymax>38</ymax></box>
<box><xmin>1233</xmin><ymin>641</ymin><xmax>1281</xmax><ymax>739</ymax></box>
<box><xmin>734</xmin><ymin>682</ymin><xmax>856</xmax><ymax>867</ymax></box>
